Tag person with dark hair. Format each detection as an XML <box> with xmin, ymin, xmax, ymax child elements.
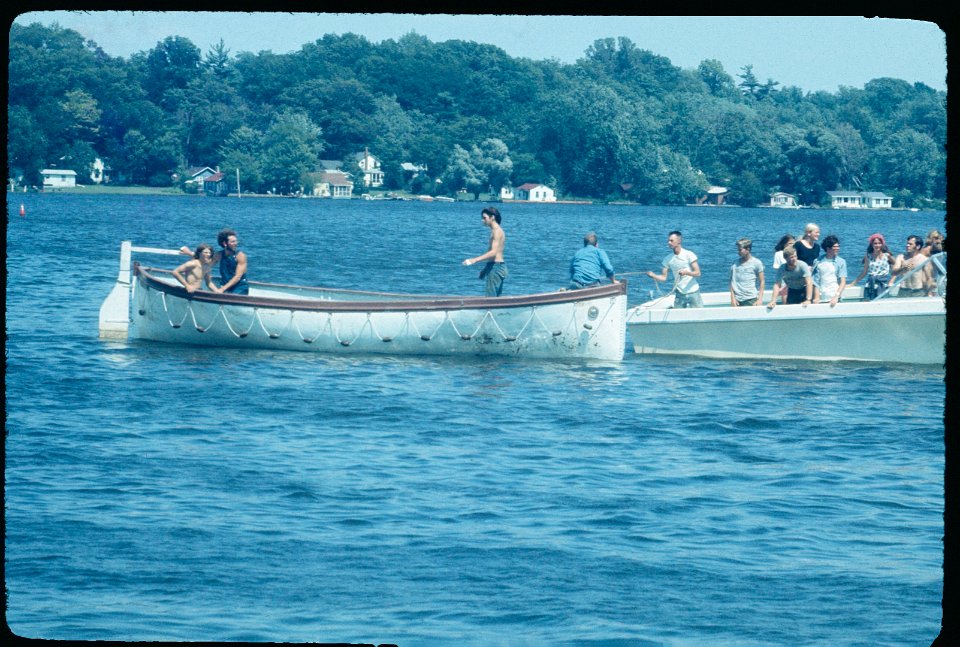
<box><xmin>772</xmin><ymin>233</ymin><xmax>795</xmax><ymax>270</ymax></box>
<box><xmin>921</xmin><ymin>229</ymin><xmax>946</xmax><ymax>294</ymax></box>
<box><xmin>178</xmin><ymin>228</ymin><xmax>249</xmax><ymax>295</ymax></box>
<box><xmin>172</xmin><ymin>243</ymin><xmax>216</xmax><ymax>293</ymax></box>
<box><xmin>812</xmin><ymin>234</ymin><xmax>847</xmax><ymax>306</ymax></box>
<box><xmin>850</xmin><ymin>233</ymin><xmax>894</xmax><ymax>300</ymax></box>
<box><xmin>569</xmin><ymin>232</ymin><xmax>618</xmax><ymax>289</ymax></box>
<box><xmin>463</xmin><ymin>207</ymin><xmax>508</xmax><ymax>296</ymax></box>
<box><xmin>891</xmin><ymin>235</ymin><xmax>932</xmax><ymax>298</ymax></box>
<box><xmin>645</xmin><ymin>230</ymin><xmax>702</xmax><ymax>308</ymax></box>
<box><xmin>213</xmin><ymin>229</ymin><xmax>249</xmax><ymax>295</ymax></box>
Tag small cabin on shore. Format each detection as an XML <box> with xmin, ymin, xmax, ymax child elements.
<box><xmin>203</xmin><ymin>171</ymin><xmax>229</xmax><ymax>197</ymax></box>
<box><xmin>769</xmin><ymin>192</ymin><xmax>798</xmax><ymax>208</ymax></box>
<box><xmin>311</xmin><ymin>171</ymin><xmax>354</xmax><ymax>198</ymax></box>
<box><xmin>696</xmin><ymin>186</ymin><xmax>728</xmax><ymax>206</ymax></box>
<box><xmin>513</xmin><ymin>183</ymin><xmax>556</xmax><ymax>202</ymax></box>
<box><xmin>41</xmin><ymin>169</ymin><xmax>77</xmax><ymax>189</ymax></box>
<box><xmin>184</xmin><ymin>166</ymin><xmax>218</xmax><ymax>189</ymax></box>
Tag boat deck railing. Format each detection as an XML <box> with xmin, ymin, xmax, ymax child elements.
<box><xmin>875</xmin><ymin>251</ymin><xmax>945</xmax><ymax>300</ymax></box>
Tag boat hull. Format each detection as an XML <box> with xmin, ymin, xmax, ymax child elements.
<box><xmin>626</xmin><ymin>291</ymin><xmax>945</xmax><ymax>364</ymax></box>
<box><xmin>131</xmin><ymin>268</ymin><xmax>627</xmax><ymax>361</ymax></box>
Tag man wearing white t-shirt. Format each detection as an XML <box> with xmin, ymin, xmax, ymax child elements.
<box><xmin>646</xmin><ymin>230</ymin><xmax>703</xmax><ymax>308</ymax></box>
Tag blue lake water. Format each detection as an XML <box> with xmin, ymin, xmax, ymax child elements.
<box><xmin>5</xmin><ymin>193</ymin><xmax>946</xmax><ymax>644</ymax></box>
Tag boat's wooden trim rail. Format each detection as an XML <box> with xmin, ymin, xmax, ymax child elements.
<box><xmin>135</xmin><ymin>264</ymin><xmax>627</xmax><ymax>313</ymax></box>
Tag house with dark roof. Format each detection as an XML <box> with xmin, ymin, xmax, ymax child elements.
<box><xmin>310</xmin><ymin>170</ymin><xmax>354</xmax><ymax>198</ymax></box>
<box><xmin>184</xmin><ymin>166</ymin><xmax>218</xmax><ymax>187</ymax></box>
<box><xmin>203</xmin><ymin>171</ymin><xmax>229</xmax><ymax>196</ymax></box>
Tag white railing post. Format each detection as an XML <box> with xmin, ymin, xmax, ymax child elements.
<box><xmin>99</xmin><ymin>240</ymin><xmax>134</xmax><ymax>339</ymax></box>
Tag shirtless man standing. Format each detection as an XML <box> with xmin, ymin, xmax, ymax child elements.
<box><xmin>892</xmin><ymin>235</ymin><xmax>933</xmax><ymax>297</ymax></box>
<box><xmin>463</xmin><ymin>207</ymin><xmax>507</xmax><ymax>296</ymax></box>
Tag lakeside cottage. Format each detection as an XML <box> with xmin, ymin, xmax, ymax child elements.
<box><xmin>827</xmin><ymin>190</ymin><xmax>893</xmax><ymax>209</ymax></box>
<box><xmin>311</xmin><ymin>170</ymin><xmax>354</xmax><ymax>198</ymax></box>
<box><xmin>41</xmin><ymin>168</ymin><xmax>77</xmax><ymax>189</ymax></box>
<box><xmin>769</xmin><ymin>191</ymin><xmax>798</xmax><ymax>207</ymax></box>
<box><xmin>352</xmin><ymin>150</ymin><xmax>384</xmax><ymax>188</ymax></box>
<box><xmin>696</xmin><ymin>186</ymin><xmax>728</xmax><ymax>206</ymax></box>
<box><xmin>203</xmin><ymin>171</ymin><xmax>229</xmax><ymax>197</ymax></box>
<box><xmin>513</xmin><ymin>183</ymin><xmax>556</xmax><ymax>202</ymax></box>
<box><xmin>184</xmin><ymin>166</ymin><xmax>218</xmax><ymax>188</ymax></box>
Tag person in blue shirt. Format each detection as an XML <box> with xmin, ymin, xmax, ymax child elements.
<box><xmin>569</xmin><ymin>232</ymin><xmax>618</xmax><ymax>289</ymax></box>
<box><xmin>812</xmin><ymin>234</ymin><xmax>847</xmax><ymax>307</ymax></box>
<box><xmin>214</xmin><ymin>229</ymin><xmax>249</xmax><ymax>294</ymax></box>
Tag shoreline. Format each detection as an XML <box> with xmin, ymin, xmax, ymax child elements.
<box><xmin>6</xmin><ymin>187</ymin><xmax>944</xmax><ymax>211</ymax></box>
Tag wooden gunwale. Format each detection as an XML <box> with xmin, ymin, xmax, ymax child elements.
<box><xmin>135</xmin><ymin>264</ymin><xmax>627</xmax><ymax>313</ymax></box>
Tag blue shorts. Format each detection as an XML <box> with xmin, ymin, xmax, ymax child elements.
<box><xmin>481</xmin><ymin>262</ymin><xmax>508</xmax><ymax>297</ymax></box>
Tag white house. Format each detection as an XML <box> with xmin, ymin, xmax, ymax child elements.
<box><xmin>41</xmin><ymin>169</ymin><xmax>77</xmax><ymax>189</ymax></box>
<box><xmin>827</xmin><ymin>190</ymin><xmax>863</xmax><ymax>208</ymax></box>
<box><xmin>499</xmin><ymin>186</ymin><xmax>514</xmax><ymax>200</ymax></box>
<box><xmin>90</xmin><ymin>158</ymin><xmax>105</xmax><ymax>184</ymax></box>
<box><xmin>514</xmin><ymin>183</ymin><xmax>556</xmax><ymax>202</ymax></box>
<box><xmin>769</xmin><ymin>192</ymin><xmax>798</xmax><ymax>208</ymax></box>
<box><xmin>352</xmin><ymin>150</ymin><xmax>384</xmax><ymax>188</ymax></box>
<box><xmin>312</xmin><ymin>170</ymin><xmax>354</xmax><ymax>198</ymax></box>
<box><xmin>183</xmin><ymin>166</ymin><xmax>218</xmax><ymax>188</ymax></box>
<box><xmin>860</xmin><ymin>191</ymin><xmax>893</xmax><ymax>209</ymax></box>
<box><xmin>827</xmin><ymin>190</ymin><xmax>893</xmax><ymax>209</ymax></box>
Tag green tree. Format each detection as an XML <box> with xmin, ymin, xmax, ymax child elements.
<box><xmin>442</xmin><ymin>145</ymin><xmax>484</xmax><ymax>198</ymax></box>
<box><xmin>473</xmin><ymin>138</ymin><xmax>513</xmax><ymax>195</ymax></box>
<box><xmin>260</xmin><ymin>111</ymin><xmax>325</xmax><ymax>194</ymax></box>
<box><xmin>872</xmin><ymin>129</ymin><xmax>942</xmax><ymax>197</ymax></box>
<box><xmin>204</xmin><ymin>39</ymin><xmax>232</xmax><ymax>78</ymax></box>
<box><xmin>7</xmin><ymin>105</ymin><xmax>48</xmax><ymax>185</ymax></box>
<box><xmin>218</xmin><ymin>126</ymin><xmax>265</xmax><ymax>193</ymax></box>
<box><xmin>697</xmin><ymin>59</ymin><xmax>738</xmax><ymax>99</ymax></box>
<box><xmin>60</xmin><ymin>89</ymin><xmax>102</xmax><ymax>141</ymax></box>
<box><xmin>737</xmin><ymin>65</ymin><xmax>760</xmax><ymax>97</ymax></box>
<box><xmin>143</xmin><ymin>36</ymin><xmax>202</xmax><ymax>105</ymax></box>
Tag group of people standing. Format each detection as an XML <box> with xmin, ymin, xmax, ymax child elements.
<box><xmin>642</xmin><ymin>223</ymin><xmax>945</xmax><ymax>309</ymax></box>
<box><xmin>170</xmin><ymin>212</ymin><xmax>943</xmax><ymax>308</ymax></box>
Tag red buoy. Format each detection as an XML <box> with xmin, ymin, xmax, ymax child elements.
<box><xmin>20</xmin><ymin>203</ymin><xmax>25</xmax><ymax>216</ymax></box>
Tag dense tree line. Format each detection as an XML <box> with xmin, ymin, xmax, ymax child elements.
<box><xmin>8</xmin><ymin>23</ymin><xmax>946</xmax><ymax>206</ymax></box>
